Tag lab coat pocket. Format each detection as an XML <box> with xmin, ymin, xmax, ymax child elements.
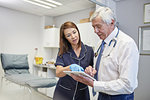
<box><xmin>58</xmin><ymin>76</ymin><xmax>73</xmax><ymax>91</ymax></box>
<box><xmin>59</xmin><ymin>84</ymin><xmax>71</xmax><ymax>91</ymax></box>
<box><xmin>79</xmin><ymin>86</ymin><xmax>88</xmax><ymax>91</ymax></box>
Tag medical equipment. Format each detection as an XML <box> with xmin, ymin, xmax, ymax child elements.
<box><xmin>94</xmin><ymin>28</ymin><xmax>119</xmax><ymax>57</ymax></box>
<box><xmin>0</xmin><ymin>53</ymin><xmax>57</xmax><ymax>99</ymax></box>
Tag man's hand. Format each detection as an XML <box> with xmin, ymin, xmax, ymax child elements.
<box><xmin>70</xmin><ymin>73</ymin><xmax>94</xmax><ymax>87</ymax></box>
<box><xmin>85</xmin><ymin>66</ymin><xmax>96</xmax><ymax>77</ymax></box>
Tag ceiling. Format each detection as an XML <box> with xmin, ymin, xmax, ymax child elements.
<box><xmin>0</xmin><ymin>0</ymin><xmax>96</xmax><ymax>16</ymax></box>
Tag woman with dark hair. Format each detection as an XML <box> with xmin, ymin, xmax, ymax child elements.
<box><xmin>53</xmin><ymin>21</ymin><xmax>94</xmax><ymax>100</ymax></box>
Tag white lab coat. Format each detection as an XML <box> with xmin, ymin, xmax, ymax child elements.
<box><xmin>93</xmin><ymin>27</ymin><xmax>139</xmax><ymax>95</ymax></box>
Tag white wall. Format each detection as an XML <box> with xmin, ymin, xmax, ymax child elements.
<box><xmin>0</xmin><ymin>7</ymin><xmax>43</xmax><ymax>72</ymax></box>
<box><xmin>54</xmin><ymin>7</ymin><xmax>95</xmax><ymax>27</ymax></box>
<box><xmin>42</xmin><ymin>16</ymin><xmax>54</xmax><ymax>26</ymax></box>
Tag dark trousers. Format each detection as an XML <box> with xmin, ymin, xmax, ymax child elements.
<box><xmin>53</xmin><ymin>85</ymin><xmax>90</xmax><ymax>100</ymax></box>
<box><xmin>98</xmin><ymin>92</ymin><xmax>134</xmax><ymax>100</ymax></box>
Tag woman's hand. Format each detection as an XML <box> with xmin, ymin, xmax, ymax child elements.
<box><xmin>70</xmin><ymin>64</ymin><xmax>84</xmax><ymax>71</ymax></box>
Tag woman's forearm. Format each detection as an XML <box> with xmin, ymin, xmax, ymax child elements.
<box><xmin>56</xmin><ymin>65</ymin><xmax>71</xmax><ymax>77</ymax></box>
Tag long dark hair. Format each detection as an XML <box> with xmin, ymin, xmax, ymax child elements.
<box><xmin>58</xmin><ymin>21</ymin><xmax>81</xmax><ymax>56</ymax></box>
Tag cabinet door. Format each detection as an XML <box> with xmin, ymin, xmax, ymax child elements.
<box><xmin>77</xmin><ymin>22</ymin><xmax>99</xmax><ymax>48</ymax></box>
<box><xmin>43</xmin><ymin>28</ymin><xmax>59</xmax><ymax>48</ymax></box>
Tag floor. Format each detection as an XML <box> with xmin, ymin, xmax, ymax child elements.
<box><xmin>0</xmin><ymin>78</ymin><xmax>53</xmax><ymax>100</ymax></box>
<box><xmin>0</xmin><ymin>76</ymin><xmax>99</xmax><ymax>100</ymax></box>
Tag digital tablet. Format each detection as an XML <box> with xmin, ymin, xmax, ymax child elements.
<box><xmin>63</xmin><ymin>71</ymin><xmax>96</xmax><ymax>81</ymax></box>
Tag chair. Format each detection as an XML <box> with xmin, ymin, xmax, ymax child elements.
<box><xmin>0</xmin><ymin>53</ymin><xmax>57</xmax><ymax>98</ymax></box>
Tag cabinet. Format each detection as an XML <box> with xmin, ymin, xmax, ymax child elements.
<box><xmin>77</xmin><ymin>22</ymin><xmax>99</xmax><ymax>48</ymax></box>
<box><xmin>33</xmin><ymin>64</ymin><xmax>57</xmax><ymax>98</ymax></box>
<box><xmin>43</xmin><ymin>28</ymin><xmax>59</xmax><ymax>48</ymax></box>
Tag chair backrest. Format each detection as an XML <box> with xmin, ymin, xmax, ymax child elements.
<box><xmin>1</xmin><ymin>53</ymin><xmax>29</xmax><ymax>75</ymax></box>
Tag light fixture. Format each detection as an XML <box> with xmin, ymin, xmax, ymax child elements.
<box><xmin>33</xmin><ymin>0</ymin><xmax>57</xmax><ymax>7</ymax></box>
<box><xmin>44</xmin><ymin>0</ymin><xmax>62</xmax><ymax>6</ymax></box>
<box><xmin>24</xmin><ymin>0</ymin><xmax>63</xmax><ymax>9</ymax></box>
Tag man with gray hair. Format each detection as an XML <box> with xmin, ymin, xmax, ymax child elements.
<box><xmin>71</xmin><ymin>6</ymin><xmax>139</xmax><ymax>100</ymax></box>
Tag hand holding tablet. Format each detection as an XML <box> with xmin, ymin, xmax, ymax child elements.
<box><xmin>63</xmin><ymin>71</ymin><xmax>96</xmax><ymax>81</ymax></box>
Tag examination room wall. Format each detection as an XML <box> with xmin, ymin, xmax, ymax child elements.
<box><xmin>116</xmin><ymin>0</ymin><xmax>150</xmax><ymax>100</ymax></box>
<box><xmin>0</xmin><ymin>6</ymin><xmax>43</xmax><ymax>75</ymax></box>
<box><xmin>54</xmin><ymin>7</ymin><xmax>95</xmax><ymax>27</ymax></box>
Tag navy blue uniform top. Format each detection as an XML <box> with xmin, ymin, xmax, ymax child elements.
<box><xmin>54</xmin><ymin>42</ymin><xmax>94</xmax><ymax>100</ymax></box>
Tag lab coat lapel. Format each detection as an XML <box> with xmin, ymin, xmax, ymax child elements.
<box><xmin>67</xmin><ymin>42</ymin><xmax>87</xmax><ymax>60</ymax></box>
<box><xmin>79</xmin><ymin>42</ymin><xmax>87</xmax><ymax>60</ymax></box>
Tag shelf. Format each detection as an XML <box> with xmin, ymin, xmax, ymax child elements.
<box><xmin>33</xmin><ymin>64</ymin><xmax>56</xmax><ymax>70</ymax></box>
